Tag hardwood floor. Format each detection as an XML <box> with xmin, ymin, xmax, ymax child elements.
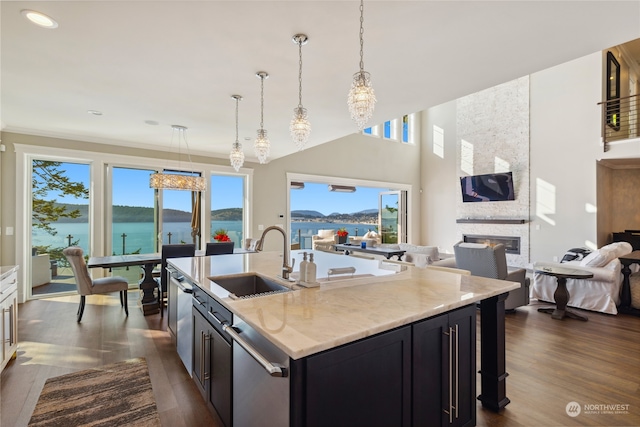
<box><xmin>1</xmin><ymin>293</ymin><xmax>639</xmax><ymax>427</ymax></box>
<box><xmin>0</xmin><ymin>291</ymin><xmax>220</xmax><ymax>427</ymax></box>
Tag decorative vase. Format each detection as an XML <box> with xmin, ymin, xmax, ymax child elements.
<box><xmin>338</xmin><ymin>235</ymin><xmax>347</xmax><ymax>244</ymax></box>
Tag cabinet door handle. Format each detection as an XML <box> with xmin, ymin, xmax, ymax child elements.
<box><xmin>201</xmin><ymin>331</ymin><xmax>211</xmax><ymax>381</ymax></box>
<box><xmin>454</xmin><ymin>323</ymin><xmax>459</xmax><ymax>420</ymax></box>
<box><xmin>208</xmin><ymin>310</ymin><xmax>228</xmax><ymax>326</ymax></box>
<box><xmin>193</xmin><ymin>295</ymin><xmax>204</xmax><ymax>306</ymax></box>
<box><xmin>443</xmin><ymin>326</ymin><xmax>453</xmax><ymax>423</ymax></box>
<box><xmin>9</xmin><ymin>304</ymin><xmax>14</xmax><ymax>346</ymax></box>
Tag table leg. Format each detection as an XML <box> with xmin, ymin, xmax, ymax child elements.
<box><xmin>620</xmin><ymin>262</ymin><xmax>632</xmax><ymax>309</ymax></box>
<box><xmin>138</xmin><ymin>263</ymin><xmax>159</xmax><ymax>315</ymax></box>
<box><xmin>537</xmin><ymin>277</ymin><xmax>588</xmax><ymax>321</ymax></box>
<box><xmin>478</xmin><ymin>292</ymin><xmax>510</xmax><ymax>412</ymax></box>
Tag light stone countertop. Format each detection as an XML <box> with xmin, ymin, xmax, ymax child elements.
<box><xmin>169</xmin><ymin>251</ymin><xmax>519</xmax><ymax>359</ymax></box>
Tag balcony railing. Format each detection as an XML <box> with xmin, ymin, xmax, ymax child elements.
<box><xmin>598</xmin><ymin>94</ymin><xmax>640</xmax><ymax>151</ymax></box>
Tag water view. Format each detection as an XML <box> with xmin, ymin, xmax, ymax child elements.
<box><xmin>32</xmin><ymin>220</ymin><xmax>378</xmax><ymax>255</ymax></box>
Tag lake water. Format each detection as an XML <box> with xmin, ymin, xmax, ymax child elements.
<box><xmin>32</xmin><ymin>220</ymin><xmax>377</xmax><ymax>253</ymax></box>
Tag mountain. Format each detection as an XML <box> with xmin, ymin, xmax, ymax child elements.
<box><xmin>291</xmin><ymin>210</ymin><xmax>325</xmax><ymax>218</ymax></box>
<box><xmin>354</xmin><ymin>209</ymin><xmax>378</xmax><ymax>215</ymax></box>
<box><xmin>49</xmin><ymin>203</ymin><xmax>243</xmax><ymax>222</ymax></box>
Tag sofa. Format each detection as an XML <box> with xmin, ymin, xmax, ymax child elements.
<box><xmin>376</xmin><ymin>243</ymin><xmax>451</xmax><ymax>268</ymax></box>
<box><xmin>348</xmin><ymin>230</ymin><xmax>381</xmax><ymax>248</ymax></box>
<box><xmin>531</xmin><ymin>241</ymin><xmax>633</xmax><ymax>315</ymax></box>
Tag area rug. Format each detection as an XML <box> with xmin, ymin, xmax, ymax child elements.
<box><xmin>28</xmin><ymin>357</ymin><xmax>161</xmax><ymax>427</ymax></box>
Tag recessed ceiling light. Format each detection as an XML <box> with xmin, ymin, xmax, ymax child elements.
<box><xmin>87</xmin><ymin>110</ymin><xmax>103</xmax><ymax>116</ymax></box>
<box><xmin>21</xmin><ymin>10</ymin><xmax>58</xmax><ymax>29</ymax></box>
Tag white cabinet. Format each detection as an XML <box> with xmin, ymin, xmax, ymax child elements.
<box><xmin>1</xmin><ymin>265</ymin><xmax>19</xmax><ymax>373</ymax></box>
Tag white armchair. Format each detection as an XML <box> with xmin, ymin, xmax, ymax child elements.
<box><xmin>531</xmin><ymin>241</ymin><xmax>633</xmax><ymax>315</ymax></box>
<box><xmin>312</xmin><ymin>229</ymin><xmax>337</xmax><ymax>251</ymax></box>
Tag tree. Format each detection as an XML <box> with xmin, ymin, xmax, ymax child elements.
<box><xmin>32</xmin><ymin>160</ymin><xmax>89</xmax><ymax>235</ymax></box>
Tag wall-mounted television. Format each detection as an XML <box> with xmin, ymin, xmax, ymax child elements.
<box><xmin>460</xmin><ymin>172</ymin><xmax>515</xmax><ymax>202</ymax></box>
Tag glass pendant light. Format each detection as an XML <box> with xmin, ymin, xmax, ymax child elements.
<box><xmin>348</xmin><ymin>0</ymin><xmax>376</xmax><ymax>130</ymax></box>
<box><xmin>229</xmin><ymin>95</ymin><xmax>245</xmax><ymax>172</ymax></box>
<box><xmin>290</xmin><ymin>34</ymin><xmax>311</xmax><ymax>150</ymax></box>
<box><xmin>254</xmin><ymin>71</ymin><xmax>270</xmax><ymax>163</ymax></box>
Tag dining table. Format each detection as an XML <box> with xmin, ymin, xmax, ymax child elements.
<box><xmin>88</xmin><ymin>249</ymin><xmax>248</xmax><ymax>315</ymax></box>
<box><xmin>88</xmin><ymin>253</ymin><xmax>162</xmax><ymax>315</ymax></box>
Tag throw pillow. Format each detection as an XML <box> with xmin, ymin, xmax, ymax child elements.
<box><xmin>560</xmin><ymin>247</ymin><xmax>592</xmax><ymax>263</ymax></box>
<box><xmin>602</xmin><ymin>241</ymin><xmax>633</xmax><ymax>258</ymax></box>
<box><xmin>363</xmin><ymin>231</ymin><xmax>378</xmax><ymax>239</ymax></box>
<box><xmin>580</xmin><ymin>247</ymin><xmax>615</xmax><ymax>268</ymax></box>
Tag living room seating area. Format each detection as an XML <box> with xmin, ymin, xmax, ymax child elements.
<box><xmin>531</xmin><ymin>241</ymin><xmax>633</xmax><ymax>315</ymax></box>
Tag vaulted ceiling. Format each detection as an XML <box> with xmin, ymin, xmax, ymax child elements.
<box><xmin>2</xmin><ymin>1</ymin><xmax>639</xmax><ymax>162</ymax></box>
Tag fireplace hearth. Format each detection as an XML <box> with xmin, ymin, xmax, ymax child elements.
<box><xmin>463</xmin><ymin>234</ymin><xmax>521</xmax><ymax>255</ymax></box>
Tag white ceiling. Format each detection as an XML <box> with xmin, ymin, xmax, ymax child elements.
<box><xmin>2</xmin><ymin>1</ymin><xmax>640</xmax><ymax>163</ymax></box>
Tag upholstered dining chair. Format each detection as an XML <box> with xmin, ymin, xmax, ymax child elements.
<box><xmin>63</xmin><ymin>246</ymin><xmax>129</xmax><ymax>322</ymax></box>
<box><xmin>205</xmin><ymin>242</ymin><xmax>235</xmax><ymax>256</ymax></box>
<box><xmin>159</xmin><ymin>244</ymin><xmax>196</xmax><ymax>317</ymax></box>
<box><xmin>453</xmin><ymin>242</ymin><xmax>530</xmax><ymax>311</ymax></box>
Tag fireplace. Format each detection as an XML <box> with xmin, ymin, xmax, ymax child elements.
<box><xmin>463</xmin><ymin>234</ymin><xmax>521</xmax><ymax>255</ymax></box>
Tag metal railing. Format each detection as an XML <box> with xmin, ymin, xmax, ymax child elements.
<box><xmin>598</xmin><ymin>94</ymin><xmax>640</xmax><ymax>151</ymax></box>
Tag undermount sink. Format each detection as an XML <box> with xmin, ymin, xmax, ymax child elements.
<box><xmin>211</xmin><ymin>273</ymin><xmax>292</xmax><ymax>300</ymax></box>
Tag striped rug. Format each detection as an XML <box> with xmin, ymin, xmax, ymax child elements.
<box><xmin>28</xmin><ymin>357</ymin><xmax>161</xmax><ymax>427</ymax></box>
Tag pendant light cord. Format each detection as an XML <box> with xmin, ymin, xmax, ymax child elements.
<box><xmin>235</xmin><ymin>97</ymin><xmax>240</xmax><ymax>144</ymax></box>
<box><xmin>260</xmin><ymin>75</ymin><xmax>265</xmax><ymax>129</ymax></box>
<box><xmin>298</xmin><ymin>40</ymin><xmax>304</xmax><ymax>108</ymax></box>
<box><xmin>359</xmin><ymin>0</ymin><xmax>365</xmax><ymax>72</ymax></box>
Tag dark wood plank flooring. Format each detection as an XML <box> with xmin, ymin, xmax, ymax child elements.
<box><xmin>1</xmin><ymin>293</ymin><xmax>639</xmax><ymax>426</ymax></box>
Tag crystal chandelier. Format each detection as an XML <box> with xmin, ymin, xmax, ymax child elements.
<box><xmin>149</xmin><ymin>125</ymin><xmax>205</xmax><ymax>191</ymax></box>
<box><xmin>254</xmin><ymin>71</ymin><xmax>270</xmax><ymax>164</ymax></box>
<box><xmin>347</xmin><ymin>0</ymin><xmax>376</xmax><ymax>130</ymax></box>
<box><xmin>290</xmin><ymin>34</ymin><xmax>311</xmax><ymax>150</ymax></box>
<box><xmin>229</xmin><ymin>95</ymin><xmax>245</xmax><ymax>172</ymax></box>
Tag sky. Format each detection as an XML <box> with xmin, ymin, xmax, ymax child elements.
<box><xmin>40</xmin><ymin>162</ymin><xmax>390</xmax><ymax>214</ymax></box>
<box><xmin>291</xmin><ymin>182</ymin><xmax>389</xmax><ymax>215</ymax></box>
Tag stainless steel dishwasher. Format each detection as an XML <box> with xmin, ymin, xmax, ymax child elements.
<box><xmin>229</xmin><ymin>319</ymin><xmax>290</xmax><ymax>427</ymax></box>
<box><xmin>173</xmin><ymin>275</ymin><xmax>193</xmax><ymax>375</ymax></box>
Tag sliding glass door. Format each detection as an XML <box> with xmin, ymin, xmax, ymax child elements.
<box><xmin>379</xmin><ymin>191</ymin><xmax>407</xmax><ymax>244</ymax></box>
<box><xmin>31</xmin><ymin>160</ymin><xmax>90</xmax><ymax>296</ymax></box>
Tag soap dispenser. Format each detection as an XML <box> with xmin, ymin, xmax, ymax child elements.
<box><xmin>299</xmin><ymin>252</ymin><xmax>308</xmax><ymax>283</ymax></box>
<box><xmin>306</xmin><ymin>252</ymin><xmax>317</xmax><ymax>284</ymax></box>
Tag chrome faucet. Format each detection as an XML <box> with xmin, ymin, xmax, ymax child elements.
<box><xmin>255</xmin><ymin>225</ymin><xmax>295</xmax><ymax>280</ymax></box>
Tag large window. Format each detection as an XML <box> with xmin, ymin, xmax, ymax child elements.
<box><xmin>111</xmin><ymin>167</ymin><xmax>156</xmax><ymax>255</ymax></box>
<box><xmin>211</xmin><ymin>174</ymin><xmax>245</xmax><ymax>248</ymax></box>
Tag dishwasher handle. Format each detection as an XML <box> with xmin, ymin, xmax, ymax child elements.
<box><xmin>223</xmin><ymin>324</ymin><xmax>288</xmax><ymax>378</ymax></box>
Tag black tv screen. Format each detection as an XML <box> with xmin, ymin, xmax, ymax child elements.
<box><xmin>460</xmin><ymin>172</ymin><xmax>515</xmax><ymax>202</ymax></box>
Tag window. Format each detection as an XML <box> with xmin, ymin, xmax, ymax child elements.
<box><xmin>211</xmin><ymin>174</ymin><xmax>245</xmax><ymax>248</ymax></box>
<box><xmin>362</xmin><ymin>113</ymin><xmax>417</xmax><ymax>144</ymax></box>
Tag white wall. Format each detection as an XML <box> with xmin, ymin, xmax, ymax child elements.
<box><xmin>420</xmin><ymin>101</ymin><xmax>459</xmax><ymax>252</ymax></box>
<box><xmin>529</xmin><ymin>53</ymin><xmax>603</xmax><ymax>261</ymax></box>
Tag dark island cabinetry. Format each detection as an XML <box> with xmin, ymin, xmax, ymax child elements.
<box><xmin>192</xmin><ymin>294</ymin><xmax>233</xmax><ymax>427</ymax></box>
<box><xmin>413</xmin><ymin>304</ymin><xmax>476</xmax><ymax>427</ymax></box>
<box><xmin>289</xmin><ymin>305</ymin><xmax>476</xmax><ymax>427</ymax></box>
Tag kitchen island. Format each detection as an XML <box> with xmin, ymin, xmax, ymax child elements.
<box><xmin>168</xmin><ymin>250</ymin><xmax>518</xmax><ymax>427</ymax></box>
